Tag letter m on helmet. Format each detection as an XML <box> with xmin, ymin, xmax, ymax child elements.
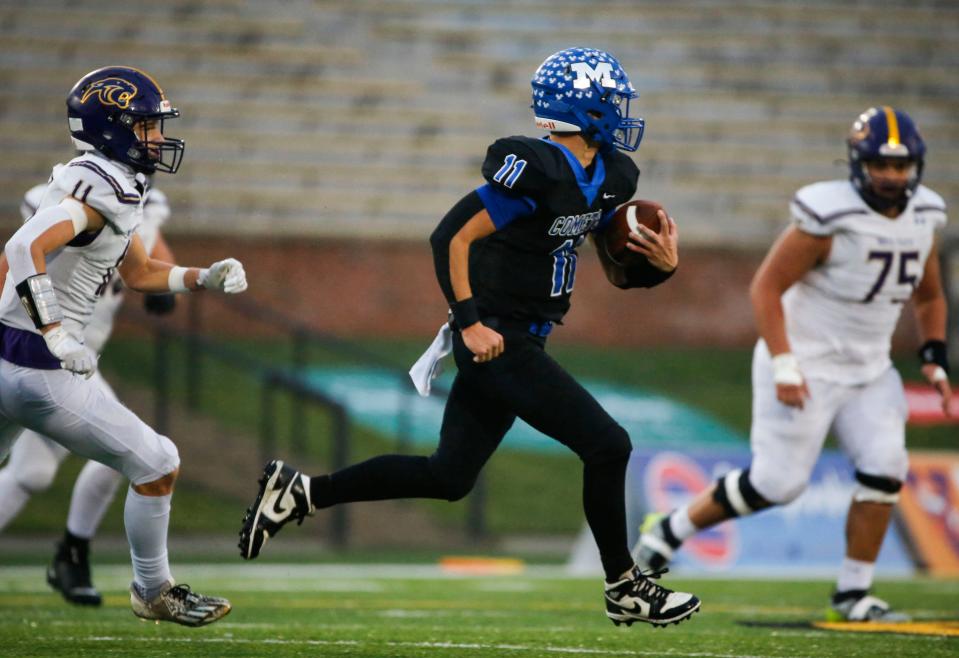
<box><xmin>570</xmin><ymin>62</ymin><xmax>616</xmax><ymax>90</ymax></box>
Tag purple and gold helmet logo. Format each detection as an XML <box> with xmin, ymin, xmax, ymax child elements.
<box><xmin>80</xmin><ymin>77</ymin><xmax>138</xmax><ymax>110</ymax></box>
<box><xmin>849</xmin><ymin>114</ymin><xmax>872</xmax><ymax>145</ymax></box>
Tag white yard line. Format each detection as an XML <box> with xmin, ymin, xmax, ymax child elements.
<box><xmin>78</xmin><ymin>636</ymin><xmax>778</xmax><ymax>658</ymax></box>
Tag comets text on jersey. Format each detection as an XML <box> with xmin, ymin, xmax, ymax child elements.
<box><xmin>548</xmin><ymin>210</ymin><xmax>602</xmax><ymax>237</ymax></box>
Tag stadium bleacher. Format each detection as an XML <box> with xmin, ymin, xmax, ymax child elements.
<box><xmin>0</xmin><ymin>0</ymin><xmax>956</xmax><ymax>245</ymax></box>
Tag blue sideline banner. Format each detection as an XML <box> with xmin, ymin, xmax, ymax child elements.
<box><xmin>625</xmin><ymin>449</ymin><xmax>915</xmax><ymax>576</ymax></box>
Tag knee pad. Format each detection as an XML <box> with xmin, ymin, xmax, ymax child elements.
<box><xmin>712</xmin><ymin>468</ymin><xmax>773</xmax><ymax>517</ymax></box>
<box><xmin>128</xmin><ymin>434</ymin><xmax>180</xmax><ymax>487</ymax></box>
<box><xmin>158</xmin><ymin>435</ymin><xmax>180</xmax><ymax>474</ymax></box>
<box><xmin>853</xmin><ymin>471</ymin><xmax>901</xmax><ymax>504</ymax></box>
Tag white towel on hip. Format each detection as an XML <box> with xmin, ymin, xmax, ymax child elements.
<box><xmin>409</xmin><ymin>323</ymin><xmax>453</xmax><ymax>396</ymax></box>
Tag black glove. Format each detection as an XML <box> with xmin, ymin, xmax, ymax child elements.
<box><xmin>143</xmin><ymin>293</ymin><xmax>177</xmax><ymax>316</ymax></box>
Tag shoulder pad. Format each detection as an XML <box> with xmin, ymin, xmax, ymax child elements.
<box><xmin>20</xmin><ymin>184</ymin><xmax>48</xmax><ymax>222</ymax></box>
<box><xmin>137</xmin><ymin>187</ymin><xmax>169</xmax><ymax>253</ymax></box>
<box><xmin>601</xmin><ymin>150</ymin><xmax>639</xmax><ymax>200</ymax></box>
<box><xmin>144</xmin><ymin>187</ymin><xmax>171</xmax><ymax>227</ymax></box>
<box><xmin>55</xmin><ymin>155</ymin><xmax>141</xmax><ymax>224</ymax></box>
<box><xmin>482</xmin><ymin>136</ymin><xmax>559</xmax><ymax>197</ymax></box>
<box><xmin>790</xmin><ymin>180</ymin><xmax>868</xmax><ymax>236</ymax></box>
<box><xmin>912</xmin><ymin>185</ymin><xmax>947</xmax><ymax>228</ymax></box>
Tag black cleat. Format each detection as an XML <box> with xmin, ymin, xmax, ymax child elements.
<box><xmin>604</xmin><ymin>566</ymin><xmax>700</xmax><ymax>627</ymax></box>
<box><xmin>47</xmin><ymin>541</ymin><xmax>102</xmax><ymax>606</ymax></box>
<box><xmin>238</xmin><ymin>460</ymin><xmax>313</xmax><ymax>560</ymax></box>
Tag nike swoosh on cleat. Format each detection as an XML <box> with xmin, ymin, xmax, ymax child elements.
<box><xmin>271</xmin><ymin>480</ymin><xmax>295</xmax><ymax>516</ymax></box>
<box><xmin>272</xmin><ymin>494</ymin><xmax>289</xmax><ymax>516</ymax></box>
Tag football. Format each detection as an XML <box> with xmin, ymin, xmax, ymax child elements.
<box><xmin>600</xmin><ymin>200</ymin><xmax>664</xmax><ymax>266</ymax></box>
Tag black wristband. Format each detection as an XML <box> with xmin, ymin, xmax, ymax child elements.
<box><xmin>451</xmin><ymin>298</ymin><xmax>481</xmax><ymax>329</ymax></box>
<box><xmin>918</xmin><ymin>339</ymin><xmax>949</xmax><ymax>373</ymax></box>
<box><xmin>619</xmin><ymin>260</ymin><xmax>676</xmax><ymax>289</ymax></box>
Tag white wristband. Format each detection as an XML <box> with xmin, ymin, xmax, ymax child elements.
<box><xmin>931</xmin><ymin>365</ymin><xmax>948</xmax><ymax>383</ymax></box>
<box><xmin>771</xmin><ymin>352</ymin><xmax>804</xmax><ymax>386</ymax></box>
<box><xmin>167</xmin><ymin>266</ymin><xmax>190</xmax><ymax>293</ymax></box>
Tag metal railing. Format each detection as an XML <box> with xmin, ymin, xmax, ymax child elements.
<box><xmin>143</xmin><ymin>294</ymin><xmax>488</xmax><ymax>543</ymax></box>
<box><xmin>151</xmin><ymin>322</ymin><xmax>352</xmax><ymax>546</ymax></box>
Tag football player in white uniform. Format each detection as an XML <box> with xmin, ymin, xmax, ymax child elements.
<box><xmin>0</xmin><ymin>182</ymin><xmax>176</xmax><ymax>607</ymax></box>
<box><xmin>0</xmin><ymin>66</ymin><xmax>247</xmax><ymax>626</ymax></box>
<box><xmin>634</xmin><ymin>107</ymin><xmax>951</xmax><ymax>622</ymax></box>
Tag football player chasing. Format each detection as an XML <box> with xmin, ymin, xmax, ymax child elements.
<box><xmin>0</xmin><ymin>181</ymin><xmax>176</xmax><ymax>607</ymax></box>
<box><xmin>239</xmin><ymin>47</ymin><xmax>702</xmax><ymax>628</ymax></box>
<box><xmin>634</xmin><ymin>107</ymin><xmax>951</xmax><ymax>622</ymax></box>
<box><xmin>0</xmin><ymin>66</ymin><xmax>248</xmax><ymax>626</ymax></box>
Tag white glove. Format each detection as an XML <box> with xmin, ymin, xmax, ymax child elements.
<box><xmin>43</xmin><ymin>326</ymin><xmax>97</xmax><ymax>378</ymax></box>
<box><xmin>197</xmin><ymin>258</ymin><xmax>247</xmax><ymax>294</ymax></box>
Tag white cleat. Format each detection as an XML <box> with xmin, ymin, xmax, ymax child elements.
<box><xmin>604</xmin><ymin>566</ymin><xmax>701</xmax><ymax>627</ymax></box>
<box><xmin>238</xmin><ymin>460</ymin><xmax>313</xmax><ymax>560</ymax></box>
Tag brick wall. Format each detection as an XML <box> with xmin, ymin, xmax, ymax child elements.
<box><xmin>161</xmin><ymin>235</ymin><xmax>922</xmax><ymax>350</ymax></box>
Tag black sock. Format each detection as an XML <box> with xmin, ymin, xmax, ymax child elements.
<box><xmin>309</xmin><ymin>474</ymin><xmax>332</xmax><ymax>508</ymax></box>
<box><xmin>57</xmin><ymin>530</ymin><xmax>89</xmax><ymax>562</ymax></box>
<box><xmin>310</xmin><ymin>455</ymin><xmax>445</xmax><ymax>508</ymax></box>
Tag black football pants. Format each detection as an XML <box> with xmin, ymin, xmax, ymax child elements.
<box><xmin>315</xmin><ymin>319</ymin><xmax>634</xmax><ymax>580</ymax></box>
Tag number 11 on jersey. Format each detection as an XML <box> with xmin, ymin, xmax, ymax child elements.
<box><xmin>550</xmin><ymin>239</ymin><xmax>578</xmax><ymax>297</ymax></box>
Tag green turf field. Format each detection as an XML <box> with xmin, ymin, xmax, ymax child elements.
<box><xmin>0</xmin><ymin>564</ymin><xmax>956</xmax><ymax>657</ymax></box>
<box><xmin>7</xmin><ymin>338</ymin><xmax>952</xmax><ymax>539</ymax></box>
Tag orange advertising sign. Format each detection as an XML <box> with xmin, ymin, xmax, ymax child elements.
<box><xmin>898</xmin><ymin>451</ymin><xmax>959</xmax><ymax>576</ymax></box>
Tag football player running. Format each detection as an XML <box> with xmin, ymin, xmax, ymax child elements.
<box><xmin>0</xmin><ymin>66</ymin><xmax>248</xmax><ymax>626</ymax></box>
<box><xmin>0</xmin><ymin>182</ymin><xmax>176</xmax><ymax>607</ymax></box>
<box><xmin>239</xmin><ymin>47</ymin><xmax>702</xmax><ymax>628</ymax></box>
<box><xmin>634</xmin><ymin>107</ymin><xmax>951</xmax><ymax>622</ymax></box>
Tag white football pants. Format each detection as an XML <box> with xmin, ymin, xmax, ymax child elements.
<box><xmin>748</xmin><ymin>341</ymin><xmax>909</xmax><ymax>505</ymax></box>
<box><xmin>0</xmin><ymin>368</ymin><xmax>124</xmax><ymax>534</ymax></box>
<box><xmin>0</xmin><ymin>361</ymin><xmax>179</xmax><ymax>486</ymax></box>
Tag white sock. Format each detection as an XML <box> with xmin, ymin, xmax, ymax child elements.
<box><xmin>836</xmin><ymin>557</ymin><xmax>875</xmax><ymax>593</ymax></box>
<box><xmin>668</xmin><ymin>505</ymin><xmax>699</xmax><ymax>542</ymax></box>
<box><xmin>67</xmin><ymin>461</ymin><xmax>123</xmax><ymax>539</ymax></box>
<box><xmin>124</xmin><ymin>488</ymin><xmax>173</xmax><ymax>599</ymax></box>
<box><xmin>0</xmin><ymin>467</ymin><xmax>32</xmax><ymax>532</ymax></box>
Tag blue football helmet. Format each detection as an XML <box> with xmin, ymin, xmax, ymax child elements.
<box><xmin>66</xmin><ymin>66</ymin><xmax>185</xmax><ymax>174</ymax></box>
<box><xmin>847</xmin><ymin>106</ymin><xmax>925</xmax><ymax>210</ymax></box>
<box><xmin>531</xmin><ymin>47</ymin><xmax>645</xmax><ymax>152</ymax></box>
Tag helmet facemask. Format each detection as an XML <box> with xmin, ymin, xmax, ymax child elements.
<box><xmin>119</xmin><ymin>106</ymin><xmax>185</xmax><ymax>174</ymax></box>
